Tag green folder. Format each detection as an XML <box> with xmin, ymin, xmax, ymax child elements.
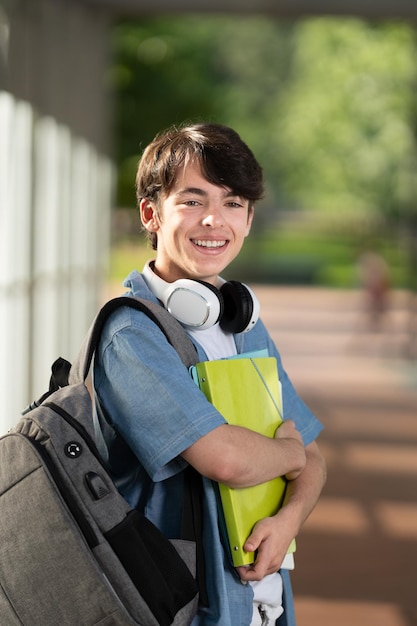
<box><xmin>191</xmin><ymin>356</ymin><xmax>296</xmax><ymax>567</ymax></box>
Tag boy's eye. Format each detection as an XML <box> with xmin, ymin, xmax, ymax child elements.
<box><xmin>225</xmin><ymin>200</ymin><xmax>245</xmax><ymax>208</ymax></box>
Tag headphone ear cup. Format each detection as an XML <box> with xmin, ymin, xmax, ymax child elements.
<box><xmin>195</xmin><ymin>280</ymin><xmax>225</xmax><ymax>322</ymax></box>
<box><xmin>219</xmin><ymin>281</ymin><xmax>254</xmax><ymax>333</ymax></box>
<box><xmin>166</xmin><ymin>279</ymin><xmax>224</xmax><ymax>329</ymax></box>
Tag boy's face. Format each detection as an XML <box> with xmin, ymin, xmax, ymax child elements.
<box><xmin>140</xmin><ymin>162</ymin><xmax>254</xmax><ymax>285</ymax></box>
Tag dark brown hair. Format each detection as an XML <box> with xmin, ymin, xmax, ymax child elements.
<box><xmin>136</xmin><ymin>123</ymin><xmax>264</xmax><ymax>249</ymax></box>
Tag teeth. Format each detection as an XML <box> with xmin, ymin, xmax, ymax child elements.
<box><xmin>193</xmin><ymin>240</ymin><xmax>226</xmax><ymax>248</ymax></box>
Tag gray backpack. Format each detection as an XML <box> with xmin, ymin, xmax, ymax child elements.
<box><xmin>0</xmin><ymin>297</ymin><xmax>201</xmax><ymax>626</ymax></box>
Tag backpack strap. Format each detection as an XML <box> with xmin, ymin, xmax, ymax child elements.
<box><xmin>69</xmin><ymin>296</ymin><xmax>198</xmax><ymax>384</ymax></box>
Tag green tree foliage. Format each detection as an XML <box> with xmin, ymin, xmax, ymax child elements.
<box><xmin>275</xmin><ymin>19</ymin><xmax>417</xmax><ymax>221</ymax></box>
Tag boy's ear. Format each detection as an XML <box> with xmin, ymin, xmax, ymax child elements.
<box><xmin>140</xmin><ymin>199</ymin><xmax>159</xmax><ymax>232</ymax></box>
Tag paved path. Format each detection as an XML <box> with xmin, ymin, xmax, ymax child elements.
<box><xmin>255</xmin><ymin>286</ymin><xmax>417</xmax><ymax>626</ymax></box>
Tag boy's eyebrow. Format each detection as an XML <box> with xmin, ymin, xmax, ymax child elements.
<box><xmin>175</xmin><ymin>187</ymin><xmax>207</xmax><ymax>197</ymax></box>
<box><xmin>175</xmin><ymin>187</ymin><xmax>240</xmax><ymax>198</ymax></box>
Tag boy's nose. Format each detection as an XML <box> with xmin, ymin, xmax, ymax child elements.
<box><xmin>201</xmin><ymin>205</ymin><xmax>225</xmax><ymax>227</ymax></box>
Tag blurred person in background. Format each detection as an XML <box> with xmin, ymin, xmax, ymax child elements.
<box><xmin>358</xmin><ymin>250</ymin><xmax>391</xmax><ymax>333</ymax></box>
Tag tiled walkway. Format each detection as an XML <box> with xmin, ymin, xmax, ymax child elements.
<box><xmin>256</xmin><ymin>286</ymin><xmax>417</xmax><ymax>626</ymax></box>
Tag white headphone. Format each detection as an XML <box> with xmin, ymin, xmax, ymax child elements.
<box><xmin>143</xmin><ymin>260</ymin><xmax>260</xmax><ymax>333</ymax></box>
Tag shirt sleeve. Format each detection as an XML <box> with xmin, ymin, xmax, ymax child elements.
<box><xmin>93</xmin><ymin>305</ymin><xmax>226</xmax><ymax>481</ymax></box>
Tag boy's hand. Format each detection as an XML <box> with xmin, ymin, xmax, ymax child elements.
<box><xmin>236</xmin><ymin>514</ymin><xmax>292</xmax><ymax>582</ymax></box>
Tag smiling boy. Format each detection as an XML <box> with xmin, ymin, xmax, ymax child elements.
<box><xmin>93</xmin><ymin>123</ymin><xmax>326</xmax><ymax>625</ymax></box>
<box><xmin>140</xmin><ymin>161</ymin><xmax>253</xmax><ymax>284</ymax></box>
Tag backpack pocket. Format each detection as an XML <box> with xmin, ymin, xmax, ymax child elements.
<box><xmin>105</xmin><ymin>510</ymin><xmax>199</xmax><ymax>626</ymax></box>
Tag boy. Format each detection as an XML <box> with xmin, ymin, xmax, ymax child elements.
<box><xmin>93</xmin><ymin>123</ymin><xmax>326</xmax><ymax>625</ymax></box>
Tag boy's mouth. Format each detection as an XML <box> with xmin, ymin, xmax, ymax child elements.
<box><xmin>192</xmin><ymin>239</ymin><xmax>227</xmax><ymax>248</ymax></box>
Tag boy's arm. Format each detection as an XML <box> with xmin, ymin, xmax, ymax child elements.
<box><xmin>180</xmin><ymin>419</ymin><xmax>307</xmax><ymax>488</ymax></box>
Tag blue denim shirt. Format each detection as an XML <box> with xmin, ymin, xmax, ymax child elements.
<box><xmin>93</xmin><ymin>270</ymin><xmax>323</xmax><ymax>626</ymax></box>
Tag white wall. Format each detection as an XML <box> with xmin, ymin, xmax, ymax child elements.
<box><xmin>0</xmin><ymin>91</ymin><xmax>113</xmax><ymax>433</ymax></box>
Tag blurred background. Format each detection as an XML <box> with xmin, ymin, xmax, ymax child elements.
<box><xmin>1</xmin><ymin>1</ymin><xmax>417</xmax><ymax>624</ymax></box>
